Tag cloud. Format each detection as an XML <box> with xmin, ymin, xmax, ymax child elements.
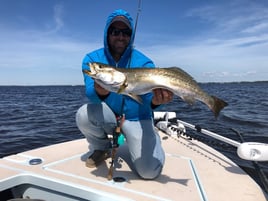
<box><xmin>202</xmin><ymin>70</ymin><xmax>258</xmax><ymax>81</ymax></box>
<box><xmin>0</xmin><ymin>32</ymin><xmax>99</xmax><ymax>69</ymax></box>
<box><xmin>0</xmin><ymin>2</ymin><xmax>106</xmax><ymax>85</ymax></box>
<box><xmin>138</xmin><ymin>29</ymin><xmax>268</xmax><ymax>82</ymax></box>
<box><xmin>0</xmin><ymin>13</ymin><xmax>101</xmax><ymax>85</ymax></box>
<box><xmin>136</xmin><ymin>1</ymin><xmax>268</xmax><ymax>82</ymax></box>
<box><xmin>53</xmin><ymin>4</ymin><xmax>64</xmax><ymax>32</ymax></box>
<box><xmin>0</xmin><ymin>36</ymin><xmax>92</xmax><ymax>85</ymax></box>
<box><xmin>242</xmin><ymin>22</ymin><xmax>268</xmax><ymax>34</ymax></box>
<box><xmin>0</xmin><ymin>1</ymin><xmax>101</xmax><ymax>73</ymax></box>
<box><xmin>42</xmin><ymin>3</ymin><xmax>65</xmax><ymax>34</ymax></box>
<box><xmin>185</xmin><ymin>1</ymin><xmax>268</xmax><ymax>37</ymax></box>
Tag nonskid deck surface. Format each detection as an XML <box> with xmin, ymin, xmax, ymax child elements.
<box><xmin>0</xmin><ymin>131</ymin><xmax>266</xmax><ymax>201</ymax></box>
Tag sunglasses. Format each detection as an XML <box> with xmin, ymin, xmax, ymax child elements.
<box><xmin>109</xmin><ymin>27</ymin><xmax>132</xmax><ymax>37</ymax></box>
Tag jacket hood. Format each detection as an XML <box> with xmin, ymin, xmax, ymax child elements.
<box><xmin>104</xmin><ymin>9</ymin><xmax>134</xmax><ymax>67</ymax></box>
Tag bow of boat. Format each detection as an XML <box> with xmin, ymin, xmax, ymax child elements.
<box><xmin>0</xmin><ymin>130</ymin><xmax>267</xmax><ymax>201</ymax></box>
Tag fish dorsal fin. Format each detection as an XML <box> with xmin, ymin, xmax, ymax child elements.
<box><xmin>181</xmin><ymin>95</ymin><xmax>196</xmax><ymax>105</ymax></box>
<box><xmin>168</xmin><ymin>67</ymin><xmax>196</xmax><ymax>83</ymax></box>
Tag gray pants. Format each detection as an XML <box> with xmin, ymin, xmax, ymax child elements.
<box><xmin>76</xmin><ymin>103</ymin><xmax>165</xmax><ymax>179</ymax></box>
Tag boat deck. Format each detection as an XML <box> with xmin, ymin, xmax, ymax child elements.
<box><xmin>0</xmin><ymin>131</ymin><xmax>266</xmax><ymax>201</ymax></box>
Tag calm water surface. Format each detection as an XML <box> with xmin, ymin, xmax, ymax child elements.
<box><xmin>0</xmin><ymin>82</ymin><xmax>267</xmax><ymax>191</ymax></box>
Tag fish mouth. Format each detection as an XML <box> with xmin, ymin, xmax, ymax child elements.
<box><xmin>82</xmin><ymin>69</ymin><xmax>92</xmax><ymax>75</ymax></box>
<box><xmin>82</xmin><ymin>63</ymin><xmax>99</xmax><ymax>76</ymax></box>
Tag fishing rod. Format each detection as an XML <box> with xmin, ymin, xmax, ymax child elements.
<box><xmin>154</xmin><ymin>112</ymin><xmax>268</xmax><ymax>162</ymax></box>
<box><xmin>127</xmin><ymin>0</ymin><xmax>142</xmax><ymax>68</ymax></box>
<box><xmin>107</xmin><ymin>0</ymin><xmax>142</xmax><ymax>180</ymax></box>
<box><xmin>132</xmin><ymin>0</ymin><xmax>142</xmax><ymax>46</ymax></box>
<box><xmin>107</xmin><ymin>115</ymin><xmax>125</xmax><ymax>180</ymax></box>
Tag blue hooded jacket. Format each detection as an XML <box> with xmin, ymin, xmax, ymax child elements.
<box><xmin>82</xmin><ymin>9</ymin><xmax>155</xmax><ymax>120</ymax></box>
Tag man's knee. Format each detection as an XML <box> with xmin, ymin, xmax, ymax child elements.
<box><xmin>76</xmin><ymin>104</ymin><xmax>89</xmax><ymax>134</ymax></box>
<box><xmin>134</xmin><ymin>158</ymin><xmax>163</xmax><ymax>180</ymax></box>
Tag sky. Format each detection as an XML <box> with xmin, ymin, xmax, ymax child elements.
<box><xmin>0</xmin><ymin>0</ymin><xmax>268</xmax><ymax>85</ymax></box>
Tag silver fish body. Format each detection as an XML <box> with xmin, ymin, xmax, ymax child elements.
<box><xmin>83</xmin><ymin>62</ymin><xmax>228</xmax><ymax>117</ymax></box>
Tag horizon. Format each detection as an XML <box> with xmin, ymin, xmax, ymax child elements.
<box><xmin>1</xmin><ymin>80</ymin><xmax>267</xmax><ymax>87</ymax></box>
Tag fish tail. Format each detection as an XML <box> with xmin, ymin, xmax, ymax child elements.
<box><xmin>211</xmin><ymin>96</ymin><xmax>228</xmax><ymax>118</ymax></box>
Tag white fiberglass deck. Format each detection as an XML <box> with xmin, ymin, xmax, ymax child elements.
<box><xmin>0</xmin><ymin>131</ymin><xmax>266</xmax><ymax>201</ymax></box>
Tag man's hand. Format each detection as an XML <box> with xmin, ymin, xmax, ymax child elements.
<box><xmin>152</xmin><ymin>88</ymin><xmax>174</xmax><ymax>106</ymax></box>
<box><xmin>94</xmin><ymin>82</ymin><xmax>110</xmax><ymax>97</ymax></box>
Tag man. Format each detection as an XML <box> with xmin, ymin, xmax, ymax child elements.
<box><xmin>76</xmin><ymin>9</ymin><xmax>173</xmax><ymax>179</ymax></box>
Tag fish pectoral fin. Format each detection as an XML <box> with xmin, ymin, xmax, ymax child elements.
<box><xmin>117</xmin><ymin>85</ymin><xmax>126</xmax><ymax>94</ymax></box>
<box><xmin>182</xmin><ymin>95</ymin><xmax>196</xmax><ymax>105</ymax></box>
<box><xmin>127</xmin><ymin>93</ymin><xmax>143</xmax><ymax>104</ymax></box>
<box><xmin>116</xmin><ymin>81</ymin><xmax>128</xmax><ymax>94</ymax></box>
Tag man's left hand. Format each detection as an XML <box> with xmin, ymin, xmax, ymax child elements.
<box><xmin>152</xmin><ymin>88</ymin><xmax>174</xmax><ymax>106</ymax></box>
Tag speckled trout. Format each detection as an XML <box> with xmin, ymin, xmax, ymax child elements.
<box><xmin>83</xmin><ymin>62</ymin><xmax>228</xmax><ymax>117</ymax></box>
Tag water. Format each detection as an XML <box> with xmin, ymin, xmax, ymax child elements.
<box><xmin>0</xmin><ymin>83</ymin><xmax>267</xmax><ymax>191</ymax></box>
